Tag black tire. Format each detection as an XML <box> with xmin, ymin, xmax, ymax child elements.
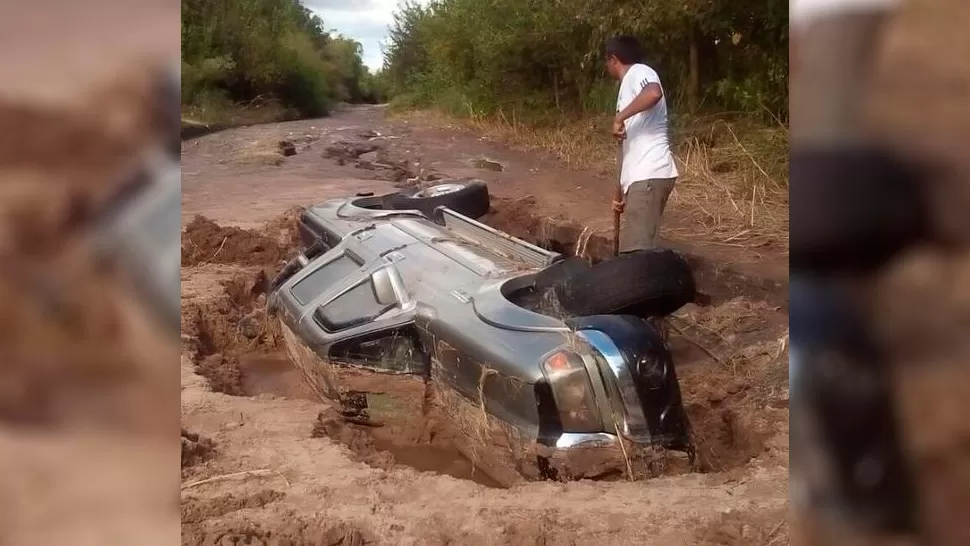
<box><xmin>534</xmin><ymin>256</ymin><xmax>590</xmax><ymax>293</ymax></box>
<box><xmin>388</xmin><ymin>180</ymin><xmax>490</xmax><ymax>219</ymax></box>
<box><xmin>554</xmin><ymin>249</ymin><xmax>696</xmax><ymax>318</ymax></box>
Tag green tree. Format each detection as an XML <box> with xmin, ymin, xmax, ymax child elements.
<box><xmin>181</xmin><ymin>0</ymin><xmax>379</xmax><ymax>119</ymax></box>
<box><xmin>382</xmin><ymin>0</ymin><xmax>788</xmax><ymax>122</ymax></box>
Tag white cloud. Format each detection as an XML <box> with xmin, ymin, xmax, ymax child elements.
<box><xmin>304</xmin><ymin>0</ymin><xmax>428</xmax><ymax>72</ymax></box>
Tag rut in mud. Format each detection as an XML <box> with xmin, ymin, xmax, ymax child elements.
<box><xmin>181</xmin><ymin>216</ymin><xmax>785</xmax><ymax>486</ymax></box>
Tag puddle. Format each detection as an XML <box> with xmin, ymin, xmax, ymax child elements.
<box><xmin>237</xmin><ymin>353</ymin><xmax>318</xmax><ymax>401</ymax></box>
<box><xmin>470</xmin><ymin>157</ymin><xmax>505</xmax><ymax>171</ymax></box>
<box><xmin>366</xmin><ymin>425</ymin><xmax>503</xmax><ymax>488</ymax></box>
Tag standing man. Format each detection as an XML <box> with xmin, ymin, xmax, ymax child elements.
<box><xmin>606</xmin><ymin>35</ymin><xmax>679</xmax><ymax>252</ymax></box>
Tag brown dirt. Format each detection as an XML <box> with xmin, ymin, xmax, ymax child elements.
<box><xmin>181</xmin><ymin>259</ymin><xmax>285</xmax><ymax>397</ymax></box>
<box><xmin>181</xmin><ymin>215</ymin><xmax>292</xmax><ymax>268</ymax></box>
<box><xmin>181</xmin><ymin>489</ymin><xmax>285</xmax><ymax>524</ymax></box>
<box><xmin>182</xmin><ymin>429</ymin><xmax>215</xmax><ymax>470</ymax></box>
<box><xmin>181</xmin><ymin>512</ymin><xmax>370</xmax><ymax>546</ymax></box>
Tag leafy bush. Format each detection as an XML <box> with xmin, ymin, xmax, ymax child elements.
<box><xmin>381</xmin><ymin>0</ymin><xmax>788</xmax><ymax>123</ymax></box>
<box><xmin>181</xmin><ymin>0</ymin><xmax>379</xmax><ymax>120</ymax></box>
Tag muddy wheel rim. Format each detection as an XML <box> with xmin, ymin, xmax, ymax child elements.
<box><xmin>415</xmin><ymin>183</ymin><xmax>464</xmax><ymax>198</ymax></box>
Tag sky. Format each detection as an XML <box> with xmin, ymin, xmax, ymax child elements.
<box><xmin>303</xmin><ymin>0</ymin><xmax>428</xmax><ymax>72</ymax></box>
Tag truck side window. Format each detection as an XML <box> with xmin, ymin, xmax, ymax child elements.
<box><xmin>328</xmin><ymin>326</ymin><xmax>428</xmax><ymax>374</ymax></box>
<box><xmin>313</xmin><ymin>280</ymin><xmax>394</xmax><ymax>332</ymax></box>
<box><xmin>291</xmin><ymin>254</ymin><xmax>361</xmax><ymax>304</ymax></box>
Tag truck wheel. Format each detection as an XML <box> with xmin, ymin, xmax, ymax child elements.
<box><xmin>554</xmin><ymin>249</ymin><xmax>696</xmax><ymax>318</ymax></box>
<box><xmin>534</xmin><ymin>256</ymin><xmax>590</xmax><ymax>294</ymax></box>
<box><xmin>388</xmin><ymin>180</ymin><xmax>490</xmax><ymax>219</ymax></box>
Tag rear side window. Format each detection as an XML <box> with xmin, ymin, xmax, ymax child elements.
<box><xmin>328</xmin><ymin>326</ymin><xmax>428</xmax><ymax>374</ymax></box>
<box><xmin>291</xmin><ymin>255</ymin><xmax>360</xmax><ymax>304</ymax></box>
<box><xmin>313</xmin><ymin>281</ymin><xmax>394</xmax><ymax>332</ymax></box>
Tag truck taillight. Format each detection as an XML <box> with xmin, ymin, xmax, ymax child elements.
<box><xmin>541</xmin><ymin>350</ymin><xmax>601</xmax><ymax>432</ymax></box>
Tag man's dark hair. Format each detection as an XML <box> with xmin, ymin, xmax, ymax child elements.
<box><xmin>605</xmin><ymin>35</ymin><xmax>644</xmax><ymax>65</ymax></box>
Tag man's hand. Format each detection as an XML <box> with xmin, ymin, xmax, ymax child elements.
<box><xmin>611</xmin><ymin>117</ymin><xmax>626</xmax><ymax>140</ymax></box>
<box><xmin>612</xmin><ymin>199</ymin><xmax>625</xmax><ymax>214</ymax></box>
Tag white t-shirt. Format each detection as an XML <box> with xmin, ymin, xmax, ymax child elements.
<box><xmin>616</xmin><ymin>63</ymin><xmax>678</xmax><ymax>191</ymax></box>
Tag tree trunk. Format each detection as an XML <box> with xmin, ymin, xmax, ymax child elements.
<box><xmin>688</xmin><ymin>27</ymin><xmax>701</xmax><ymax>113</ymax></box>
<box><xmin>553</xmin><ymin>71</ymin><xmax>561</xmax><ymax>113</ymax></box>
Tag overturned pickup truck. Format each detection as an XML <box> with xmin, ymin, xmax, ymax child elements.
<box><xmin>269</xmin><ymin>180</ymin><xmax>699</xmax><ymax>484</ymax></box>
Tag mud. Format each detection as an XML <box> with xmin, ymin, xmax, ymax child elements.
<box><xmin>182</xmin><ymin>267</ymin><xmax>283</xmax><ymax>396</ymax></box>
<box><xmin>181</xmin><ymin>514</ymin><xmax>370</xmax><ymax>546</ymax></box>
<box><xmin>237</xmin><ymin>353</ymin><xmax>318</xmax><ymax>401</ymax></box>
<box><xmin>312</xmin><ymin>408</ymin><xmax>503</xmax><ymax>488</ymax></box>
<box><xmin>181</xmin><ymin>489</ymin><xmax>285</xmax><ymax>524</ymax></box>
<box><xmin>323</xmin><ymin>140</ymin><xmax>379</xmax><ymax>163</ymax></box>
<box><xmin>182</xmin><ymin>429</ymin><xmax>215</xmax><ymax>469</ymax></box>
<box><xmin>325</xmin><ymin>138</ymin><xmax>452</xmax><ymax>187</ymax></box>
<box><xmin>181</xmin><ymin>215</ymin><xmax>291</xmax><ymax>268</ymax></box>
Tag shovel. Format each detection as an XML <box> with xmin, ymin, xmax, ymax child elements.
<box><xmin>612</xmin><ymin>141</ymin><xmax>623</xmax><ymax>257</ymax></box>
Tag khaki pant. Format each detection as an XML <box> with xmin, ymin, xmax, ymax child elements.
<box><xmin>618</xmin><ymin>177</ymin><xmax>676</xmax><ymax>252</ymax></box>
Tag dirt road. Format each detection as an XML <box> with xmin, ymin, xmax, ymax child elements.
<box><xmin>180</xmin><ymin>107</ymin><xmax>790</xmax><ymax>545</ymax></box>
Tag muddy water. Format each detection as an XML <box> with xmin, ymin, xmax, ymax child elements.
<box><xmin>236</xmin><ymin>353</ymin><xmax>318</xmax><ymax>401</ymax></box>
<box><xmin>367</xmin><ymin>427</ymin><xmax>504</xmax><ymax>488</ymax></box>
<box><xmin>235</xmin><ymin>350</ymin><xmax>502</xmax><ymax>488</ymax></box>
